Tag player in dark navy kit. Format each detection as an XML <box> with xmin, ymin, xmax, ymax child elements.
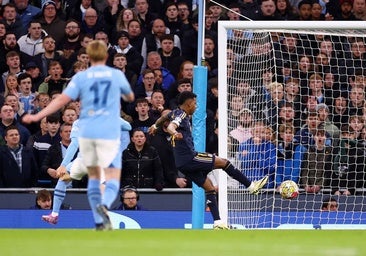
<box><xmin>149</xmin><ymin>91</ymin><xmax>268</xmax><ymax>229</ymax></box>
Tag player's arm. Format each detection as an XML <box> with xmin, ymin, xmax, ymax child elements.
<box><xmin>166</xmin><ymin>122</ymin><xmax>183</xmax><ymax>140</ymax></box>
<box><xmin>122</xmin><ymin>92</ymin><xmax>135</xmax><ymax>103</ymax></box>
<box><xmin>22</xmin><ymin>94</ymin><xmax>72</xmax><ymax>123</ymax></box>
<box><xmin>148</xmin><ymin>114</ymin><xmax>170</xmax><ymax>135</ymax></box>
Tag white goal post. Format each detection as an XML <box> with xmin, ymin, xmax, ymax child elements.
<box><xmin>217</xmin><ymin>21</ymin><xmax>366</xmax><ymax>229</ymax></box>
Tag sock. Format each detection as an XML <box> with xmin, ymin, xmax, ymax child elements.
<box><xmin>87</xmin><ymin>178</ymin><xmax>103</xmax><ymax>224</ymax></box>
<box><xmin>51</xmin><ymin>179</ymin><xmax>71</xmax><ymax>216</ymax></box>
<box><xmin>102</xmin><ymin>179</ymin><xmax>120</xmax><ymax>209</ymax></box>
<box><xmin>224</xmin><ymin>161</ymin><xmax>251</xmax><ymax>187</ymax></box>
<box><xmin>206</xmin><ymin>191</ymin><xmax>220</xmax><ymax>221</ymax></box>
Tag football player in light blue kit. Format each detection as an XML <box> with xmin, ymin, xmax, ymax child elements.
<box><xmin>42</xmin><ymin>118</ymin><xmax>132</xmax><ymax>225</ymax></box>
<box><xmin>23</xmin><ymin>40</ymin><xmax>135</xmax><ymax>230</ymax></box>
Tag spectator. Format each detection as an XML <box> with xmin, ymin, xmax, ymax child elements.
<box><xmin>26</xmin><ymin>116</ymin><xmax>48</xmax><ymax>149</ymax></box>
<box><xmin>36</xmin><ymin>1</ymin><xmax>66</xmax><ymax>46</ymax></box>
<box><xmin>127</xmin><ymin>19</ymin><xmax>145</xmax><ymax>53</ymax></box>
<box><xmin>163</xmin><ymin>2</ymin><xmax>182</xmax><ymax>38</ymax></box>
<box><xmin>1</xmin><ymin>51</ymin><xmax>23</xmax><ymax>94</ymax></box>
<box><xmin>255</xmin><ymin>0</ymin><xmax>284</xmax><ymax>20</ymax></box>
<box><xmin>121</xmin><ymin>128</ymin><xmax>164</xmax><ymax>190</ymax></box>
<box><xmin>140</xmin><ymin>18</ymin><xmax>181</xmax><ymax>71</ymax></box>
<box><xmin>115</xmin><ymin>8</ymin><xmax>137</xmax><ymax>34</ymax></box>
<box><xmin>296</xmin><ymin>111</ymin><xmax>332</xmax><ymax>148</ymax></box>
<box><xmin>13</xmin><ymin>0</ymin><xmax>41</xmax><ymax>29</ymax></box>
<box><xmin>0</xmin><ymin>125</ymin><xmax>38</xmax><ymax>188</ymax></box>
<box><xmin>239</xmin><ymin>0</ymin><xmax>261</xmax><ymax>21</ymax></box>
<box><xmin>238</xmin><ymin>123</ymin><xmax>276</xmax><ymax>188</ymax></box>
<box><xmin>134</xmin><ymin>69</ymin><xmax>157</xmax><ymax>101</ymax></box>
<box><xmin>177</xmin><ymin>1</ymin><xmax>192</xmax><ymax>34</ymax></box>
<box><xmin>30</xmin><ymin>189</ymin><xmax>52</xmax><ymax>209</ymax></box>
<box><xmin>0</xmin><ymin>32</ymin><xmax>21</xmax><ymax>79</ymax></box>
<box><xmin>113</xmin><ymin>31</ymin><xmax>143</xmax><ymax>76</ymax></box>
<box><xmin>165</xmin><ymin>60</ymin><xmax>194</xmax><ymax>104</ymax></box>
<box><xmin>80</xmin><ymin>7</ymin><xmax>104</xmax><ymax>37</ymax></box>
<box><xmin>3</xmin><ymin>73</ymin><xmax>19</xmax><ymax>97</ymax></box>
<box><xmin>115</xmin><ymin>185</ymin><xmax>146</xmax><ymax>210</ymax></box>
<box><xmin>168</xmin><ymin>78</ymin><xmax>192</xmax><ymax>110</ymax></box>
<box><xmin>61</xmin><ymin>106</ymin><xmax>77</xmax><ymax>125</ymax></box>
<box><xmin>134</xmin><ymin>0</ymin><xmax>159</xmax><ymax>33</ymax></box>
<box><xmin>353</xmin><ymin>0</ymin><xmax>366</xmax><ymax>20</ymax></box>
<box><xmin>204</xmin><ymin>35</ymin><xmax>218</xmax><ymax>78</ymax></box>
<box><xmin>17</xmin><ymin>21</ymin><xmax>46</xmax><ymax>63</ymax></box>
<box><xmin>41</xmin><ymin>123</ymin><xmax>72</xmax><ymax>187</ymax></box>
<box><xmin>32</xmin><ymin>113</ymin><xmax>61</xmax><ymax>183</ymax></box>
<box><xmin>158</xmin><ymin>34</ymin><xmax>184</xmax><ymax>79</ymax></box>
<box><xmin>68</xmin><ymin>0</ymin><xmax>96</xmax><ymax>23</ymax></box>
<box><xmin>0</xmin><ymin>104</ymin><xmax>30</xmax><ymax>146</ymax></box>
<box><xmin>24</xmin><ymin>61</ymin><xmax>43</xmax><ymax>91</ymax></box>
<box><xmin>34</xmin><ymin>35</ymin><xmax>63</xmax><ymax>79</ymax></box>
<box><xmin>330</xmin><ymin>94</ymin><xmax>349</xmax><ymax>128</ymax></box>
<box><xmin>334</xmin><ymin>0</ymin><xmax>359</xmax><ymax>20</ymax></box>
<box><xmin>296</xmin><ymin>0</ymin><xmax>312</xmax><ymax>20</ymax></box>
<box><xmin>276</xmin><ymin>124</ymin><xmax>307</xmax><ymax>188</ymax></box>
<box><xmin>94</xmin><ymin>31</ymin><xmax>116</xmax><ymax>66</ymax></box>
<box><xmin>131</xmin><ymin>97</ymin><xmax>155</xmax><ymax>135</ymax></box>
<box><xmin>331</xmin><ymin>125</ymin><xmax>365</xmax><ymax>195</ymax></box>
<box><xmin>316</xmin><ymin>103</ymin><xmax>340</xmax><ymax>145</ymax></box>
<box><xmin>17</xmin><ymin>73</ymin><xmax>36</xmax><ymax>114</ymax></box>
<box><xmin>138</xmin><ymin>51</ymin><xmax>175</xmax><ymax>92</ymax></box>
<box><xmin>229</xmin><ymin>108</ymin><xmax>254</xmax><ymax>154</ymax></box>
<box><xmin>38</xmin><ymin>60</ymin><xmax>67</xmax><ymax>96</ymax></box>
<box><xmin>112</xmin><ymin>53</ymin><xmax>137</xmax><ymax>89</ymax></box>
<box><xmin>347</xmin><ymin>84</ymin><xmax>364</xmax><ymax>116</ymax></box>
<box><xmin>275</xmin><ymin>0</ymin><xmax>298</xmax><ymax>20</ymax></box>
<box><xmin>2</xmin><ymin>3</ymin><xmax>26</xmax><ymax>39</ymax></box>
<box><xmin>60</xmin><ymin>19</ymin><xmax>82</xmax><ymax>55</ymax></box>
<box><xmin>321</xmin><ymin>197</ymin><xmax>338</xmax><ymax>211</ymax></box>
<box><xmin>30</xmin><ymin>189</ymin><xmax>71</xmax><ymax>209</ymax></box>
<box><xmin>148</xmin><ymin>90</ymin><xmax>166</xmax><ymax>122</ymax></box>
<box><xmin>103</xmin><ymin>0</ymin><xmax>124</xmax><ymax>37</ymax></box>
<box><xmin>300</xmin><ymin>128</ymin><xmax>332</xmax><ymax>193</ymax></box>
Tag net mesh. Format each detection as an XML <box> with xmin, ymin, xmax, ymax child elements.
<box><xmin>221</xmin><ymin>25</ymin><xmax>366</xmax><ymax>229</ymax></box>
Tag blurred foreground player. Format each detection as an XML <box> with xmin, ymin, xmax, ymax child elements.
<box><xmin>22</xmin><ymin>40</ymin><xmax>135</xmax><ymax>230</ymax></box>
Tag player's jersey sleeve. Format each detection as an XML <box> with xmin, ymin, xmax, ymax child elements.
<box><xmin>120</xmin><ymin>117</ymin><xmax>132</xmax><ymax>132</ymax></box>
<box><xmin>116</xmin><ymin>70</ymin><xmax>133</xmax><ymax>96</ymax></box>
<box><xmin>169</xmin><ymin>109</ymin><xmax>187</xmax><ymax>128</ymax></box>
<box><xmin>63</xmin><ymin>73</ymin><xmax>83</xmax><ymax>100</ymax></box>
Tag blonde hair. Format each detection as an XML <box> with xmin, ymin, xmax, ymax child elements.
<box><xmin>86</xmin><ymin>40</ymin><xmax>108</xmax><ymax>62</ymax></box>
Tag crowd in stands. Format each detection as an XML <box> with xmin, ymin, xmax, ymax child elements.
<box><xmin>0</xmin><ymin>0</ymin><xmax>365</xmax><ymax>196</ymax></box>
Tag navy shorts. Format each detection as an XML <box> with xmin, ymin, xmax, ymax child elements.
<box><xmin>178</xmin><ymin>153</ymin><xmax>215</xmax><ymax>187</ymax></box>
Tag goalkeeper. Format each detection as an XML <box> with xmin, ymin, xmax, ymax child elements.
<box><xmin>149</xmin><ymin>91</ymin><xmax>268</xmax><ymax>230</ymax></box>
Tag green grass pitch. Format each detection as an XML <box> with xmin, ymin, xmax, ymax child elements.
<box><xmin>1</xmin><ymin>229</ymin><xmax>366</xmax><ymax>256</ymax></box>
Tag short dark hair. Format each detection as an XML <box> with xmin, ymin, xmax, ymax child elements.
<box><xmin>46</xmin><ymin>113</ymin><xmax>60</xmax><ymax>124</ymax></box>
<box><xmin>178</xmin><ymin>91</ymin><xmax>196</xmax><ymax>105</ymax></box>
<box><xmin>17</xmin><ymin>73</ymin><xmax>32</xmax><ymax>85</ymax></box>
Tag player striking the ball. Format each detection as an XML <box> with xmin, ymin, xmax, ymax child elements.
<box><xmin>149</xmin><ymin>91</ymin><xmax>268</xmax><ymax>229</ymax></box>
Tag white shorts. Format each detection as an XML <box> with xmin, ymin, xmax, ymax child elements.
<box><xmin>68</xmin><ymin>157</ymin><xmax>106</xmax><ymax>183</ymax></box>
<box><xmin>78</xmin><ymin>137</ymin><xmax>121</xmax><ymax>169</ymax></box>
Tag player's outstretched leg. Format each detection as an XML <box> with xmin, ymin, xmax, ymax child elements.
<box><xmin>42</xmin><ymin>179</ymin><xmax>71</xmax><ymax>225</ymax></box>
<box><xmin>219</xmin><ymin>159</ymin><xmax>268</xmax><ymax>194</ymax></box>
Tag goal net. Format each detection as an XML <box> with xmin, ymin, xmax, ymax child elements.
<box><xmin>217</xmin><ymin>21</ymin><xmax>366</xmax><ymax>229</ymax></box>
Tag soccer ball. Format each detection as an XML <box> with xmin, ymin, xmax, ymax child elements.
<box><xmin>279</xmin><ymin>180</ymin><xmax>299</xmax><ymax>199</ymax></box>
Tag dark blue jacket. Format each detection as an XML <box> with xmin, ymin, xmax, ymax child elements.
<box><xmin>0</xmin><ymin>145</ymin><xmax>38</xmax><ymax>188</ymax></box>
